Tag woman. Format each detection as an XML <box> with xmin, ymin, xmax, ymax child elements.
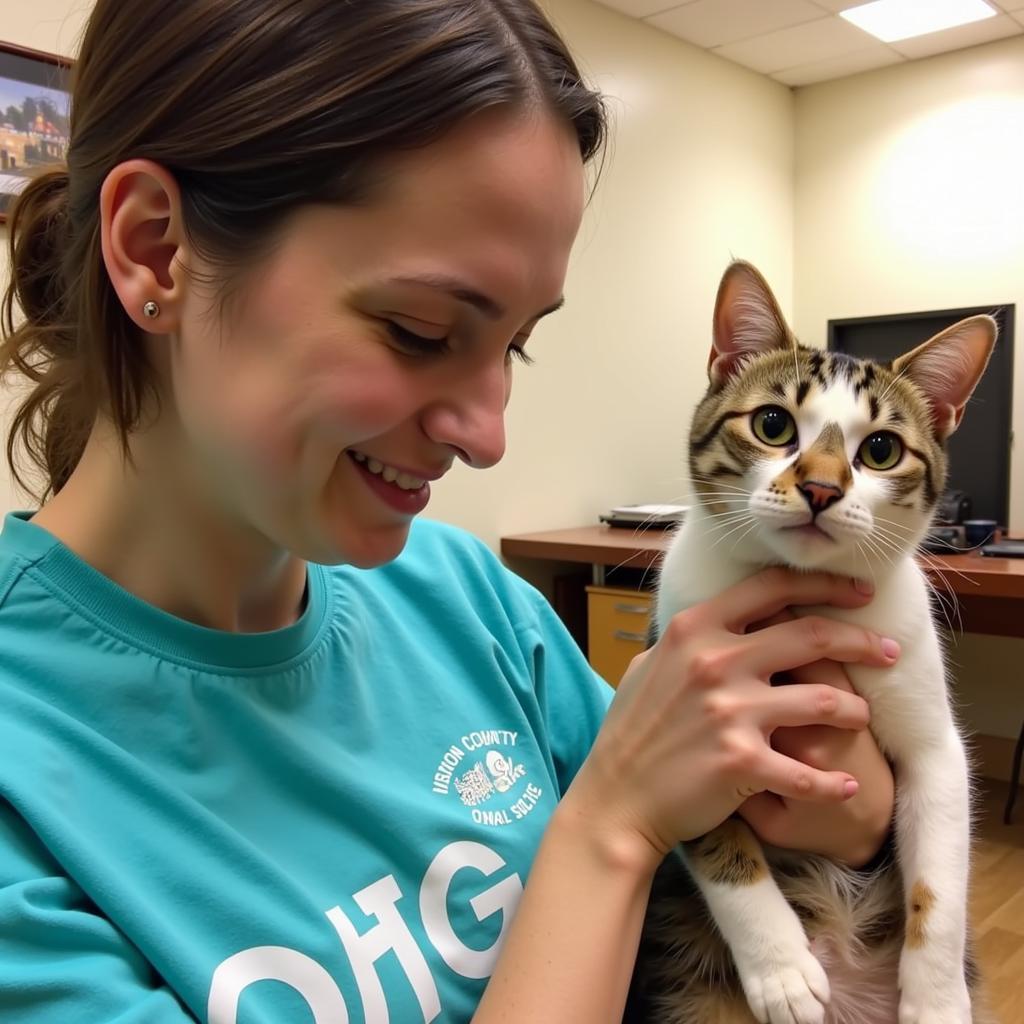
<box><xmin>0</xmin><ymin>1</ymin><xmax>895</xmax><ymax>1020</ymax></box>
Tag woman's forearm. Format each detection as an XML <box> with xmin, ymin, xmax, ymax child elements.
<box><xmin>473</xmin><ymin>797</ymin><xmax>657</xmax><ymax>1023</ymax></box>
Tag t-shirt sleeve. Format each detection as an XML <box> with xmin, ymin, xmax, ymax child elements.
<box><xmin>516</xmin><ymin>589</ymin><xmax>614</xmax><ymax>798</ymax></box>
<box><xmin>0</xmin><ymin>802</ymin><xmax>197</xmax><ymax>1022</ymax></box>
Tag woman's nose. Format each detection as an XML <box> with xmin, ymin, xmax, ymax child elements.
<box><xmin>422</xmin><ymin>361</ymin><xmax>510</xmax><ymax>469</ymax></box>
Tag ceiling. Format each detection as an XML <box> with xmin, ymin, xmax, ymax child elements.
<box><xmin>592</xmin><ymin>0</ymin><xmax>1024</xmax><ymax>86</ymax></box>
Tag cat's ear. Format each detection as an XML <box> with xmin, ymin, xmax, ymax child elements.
<box><xmin>709</xmin><ymin>260</ymin><xmax>796</xmax><ymax>387</ymax></box>
<box><xmin>891</xmin><ymin>315</ymin><xmax>997</xmax><ymax>439</ymax></box>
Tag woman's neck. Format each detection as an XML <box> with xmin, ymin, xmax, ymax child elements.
<box><xmin>31</xmin><ymin>419</ymin><xmax>308</xmax><ymax>633</ymax></box>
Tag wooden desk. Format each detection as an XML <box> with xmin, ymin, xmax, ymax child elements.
<box><xmin>501</xmin><ymin>524</ymin><xmax>1024</xmax><ymax>637</ymax></box>
<box><xmin>501</xmin><ymin>524</ymin><xmax>1024</xmax><ymax>820</ymax></box>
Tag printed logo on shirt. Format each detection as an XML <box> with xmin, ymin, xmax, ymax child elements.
<box><xmin>430</xmin><ymin>728</ymin><xmax>543</xmax><ymax>828</ymax></box>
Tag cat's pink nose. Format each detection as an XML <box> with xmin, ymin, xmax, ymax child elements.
<box><xmin>798</xmin><ymin>480</ymin><xmax>843</xmax><ymax>515</ymax></box>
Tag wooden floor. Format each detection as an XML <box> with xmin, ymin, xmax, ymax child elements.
<box><xmin>972</xmin><ymin>779</ymin><xmax>1024</xmax><ymax>1023</ymax></box>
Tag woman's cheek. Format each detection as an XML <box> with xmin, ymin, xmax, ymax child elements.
<box><xmin>313</xmin><ymin>372</ymin><xmax>422</xmax><ymax>442</ymax></box>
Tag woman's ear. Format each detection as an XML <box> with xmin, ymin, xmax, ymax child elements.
<box><xmin>100</xmin><ymin>159</ymin><xmax>189</xmax><ymax>333</ymax></box>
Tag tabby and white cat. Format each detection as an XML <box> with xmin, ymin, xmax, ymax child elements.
<box><xmin>634</xmin><ymin>261</ymin><xmax>996</xmax><ymax>1024</ymax></box>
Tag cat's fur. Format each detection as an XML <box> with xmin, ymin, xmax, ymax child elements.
<box><xmin>631</xmin><ymin>262</ymin><xmax>997</xmax><ymax>1024</ymax></box>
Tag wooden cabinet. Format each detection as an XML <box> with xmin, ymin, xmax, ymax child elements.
<box><xmin>586</xmin><ymin>586</ymin><xmax>652</xmax><ymax>687</ymax></box>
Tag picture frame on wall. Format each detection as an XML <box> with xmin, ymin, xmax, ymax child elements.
<box><xmin>0</xmin><ymin>41</ymin><xmax>72</xmax><ymax>223</ymax></box>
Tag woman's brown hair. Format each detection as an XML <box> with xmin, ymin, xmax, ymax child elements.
<box><xmin>1</xmin><ymin>0</ymin><xmax>606</xmax><ymax>501</ymax></box>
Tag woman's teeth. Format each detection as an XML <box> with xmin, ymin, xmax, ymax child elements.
<box><xmin>349</xmin><ymin>451</ymin><xmax>426</xmax><ymax>491</ymax></box>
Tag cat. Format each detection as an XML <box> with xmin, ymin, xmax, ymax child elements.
<box><xmin>630</xmin><ymin>261</ymin><xmax>996</xmax><ymax>1024</ymax></box>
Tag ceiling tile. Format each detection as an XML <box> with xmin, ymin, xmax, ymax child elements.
<box><xmin>1015</xmin><ymin>12</ymin><xmax>1024</xmax><ymax>25</ymax></box>
<box><xmin>888</xmin><ymin>13</ymin><xmax>1022</xmax><ymax>59</ymax></box>
<box><xmin>646</xmin><ymin>0</ymin><xmax>825</xmax><ymax>49</ymax></box>
<box><xmin>712</xmin><ymin>15</ymin><xmax>877</xmax><ymax>74</ymax></box>
<box><xmin>807</xmin><ymin>0</ymin><xmax>867</xmax><ymax>11</ymax></box>
<box><xmin>592</xmin><ymin>0</ymin><xmax>696</xmax><ymax>19</ymax></box>
<box><xmin>989</xmin><ymin>1</ymin><xmax>1024</xmax><ymax>11</ymax></box>
<box><xmin>772</xmin><ymin>45</ymin><xmax>903</xmax><ymax>86</ymax></box>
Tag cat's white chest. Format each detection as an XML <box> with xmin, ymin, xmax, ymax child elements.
<box><xmin>656</xmin><ymin>516</ymin><xmax>950</xmax><ymax>760</ymax></box>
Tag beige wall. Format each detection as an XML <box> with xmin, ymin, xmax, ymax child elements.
<box><xmin>0</xmin><ymin>0</ymin><xmax>796</xmax><ymax>532</ymax></box>
<box><xmin>794</xmin><ymin>36</ymin><xmax>1024</xmax><ymax>531</ymax></box>
<box><xmin>794</xmin><ymin>38</ymin><xmax>1024</xmax><ymax>744</ymax></box>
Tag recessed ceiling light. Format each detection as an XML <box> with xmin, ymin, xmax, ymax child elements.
<box><xmin>840</xmin><ymin>0</ymin><xmax>997</xmax><ymax>43</ymax></box>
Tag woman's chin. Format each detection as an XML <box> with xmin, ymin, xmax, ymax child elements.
<box><xmin>318</xmin><ymin>518</ymin><xmax>413</xmax><ymax>569</ymax></box>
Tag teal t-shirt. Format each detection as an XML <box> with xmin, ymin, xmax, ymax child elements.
<box><xmin>0</xmin><ymin>512</ymin><xmax>612</xmax><ymax>1022</ymax></box>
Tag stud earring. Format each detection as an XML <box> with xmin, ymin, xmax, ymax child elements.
<box><xmin>142</xmin><ymin>300</ymin><xmax>160</xmax><ymax>319</ymax></box>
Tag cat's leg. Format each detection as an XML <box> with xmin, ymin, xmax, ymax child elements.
<box><xmin>684</xmin><ymin>819</ymin><xmax>829</xmax><ymax>1024</ymax></box>
<box><xmin>892</xmin><ymin>730</ymin><xmax>972</xmax><ymax>1024</ymax></box>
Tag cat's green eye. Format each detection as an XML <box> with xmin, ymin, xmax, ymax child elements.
<box><xmin>859</xmin><ymin>431</ymin><xmax>903</xmax><ymax>471</ymax></box>
<box><xmin>751</xmin><ymin>406</ymin><xmax>796</xmax><ymax>447</ymax></box>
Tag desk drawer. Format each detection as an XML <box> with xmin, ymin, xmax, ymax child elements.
<box><xmin>586</xmin><ymin>586</ymin><xmax>653</xmax><ymax>687</ymax></box>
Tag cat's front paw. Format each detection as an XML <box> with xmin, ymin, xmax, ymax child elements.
<box><xmin>898</xmin><ymin>958</ymin><xmax>971</xmax><ymax>1024</ymax></box>
<box><xmin>739</xmin><ymin>945</ymin><xmax>830</xmax><ymax>1024</ymax></box>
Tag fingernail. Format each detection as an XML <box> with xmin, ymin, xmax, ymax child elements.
<box><xmin>843</xmin><ymin>779</ymin><xmax>859</xmax><ymax>799</ymax></box>
<box><xmin>853</xmin><ymin>578</ymin><xmax>874</xmax><ymax>595</ymax></box>
<box><xmin>881</xmin><ymin>637</ymin><xmax>900</xmax><ymax>660</ymax></box>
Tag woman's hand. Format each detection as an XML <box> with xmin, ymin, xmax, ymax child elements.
<box><xmin>564</xmin><ymin>569</ymin><xmax>899</xmax><ymax>876</ymax></box>
<box><xmin>739</xmin><ymin>652</ymin><xmax>895</xmax><ymax>867</ymax></box>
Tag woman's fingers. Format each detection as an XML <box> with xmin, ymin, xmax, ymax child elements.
<box><xmin>786</xmin><ymin>657</ymin><xmax>855</xmax><ymax>693</ymax></box>
<box><xmin>756</xmin><ymin>681</ymin><xmax>870</xmax><ymax>731</ymax></box>
<box><xmin>742</xmin><ymin>615</ymin><xmax>899</xmax><ymax>676</ymax></box>
<box><xmin>704</xmin><ymin>567</ymin><xmax>874</xmax><ymax>634</ymax></box>
<box><xmin>752</xmin><ymin>748</ymin><xmax>859</xmax><ymax>804</ymax></box>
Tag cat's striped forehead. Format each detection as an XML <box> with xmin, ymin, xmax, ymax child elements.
<box><xmin>723</xmin><ymin>346</ymin><xmax>918</xmax><ymax>420</ymax></box>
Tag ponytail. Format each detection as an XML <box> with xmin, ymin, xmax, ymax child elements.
<box><xmin>1</xmin><ymin>168</ymin><xmax>95</xmax><ymax>500</ymax></box>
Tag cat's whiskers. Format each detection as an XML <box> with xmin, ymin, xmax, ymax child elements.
<box><xmin>698</xmin><ymin>505</ymin><xmax>754</xmax><ymax>521</ymax></box>
<box><xmin>869</xmin><ymin>527</ymin><xmax>964</xmax><ymax>635</ymax></box>
<box><xmin>728</xmin><ymin>519</ymin><xmax>760</xmax><ymax>556</ymax></box>
<box><xmin>910</xmin><ymin>538</ymin><xmax>980</xmax><ymax>589</ymax></box>
<box><xmin>916</xmin><ymin>558</ymin><xmax>963</xmax><ymax>636</ymax></box>
<box><xmin>871</xmin><ymin>522</ymin><xmax>914</xmax><ymax>553</ymax></box>
<box><xmin>871</xmin><ymin>514</ymin><xmax>917</xmax><ymax>537</ymax></box>
<box><xmin>706</xmin><ymin>515</ymin><xmax>758</xmax><ymax>553</ymax></box>
<box><xmin>913</xmin><ymin>551</ymin><xmax>969</xmax><ymax>635</ymax></box>
<box><xmin>689</xmin><ymin>476</ymin><xmax>754</xmax><ymax>496</ymax></box>
<box><xmin>700</xmin><ymin>511</ymin><xmax>759</xmax><ymax>536</ymax></box>
<box><xmin>854</xmin><ymin>540</ymin><xmax>880</xmax><ymax>589</ymax></box>
<box><xmin>860</xmin><ymin>532</ymin><xmax>896</xmax><ymax>573</ymax></box>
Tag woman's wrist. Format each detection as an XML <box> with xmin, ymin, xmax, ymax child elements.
<box><xmin>551</xmin><ymin>780</ymin><xmax>668</xmax><ymax>882</ymax></box>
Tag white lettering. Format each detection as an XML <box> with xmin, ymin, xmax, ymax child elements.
<box><xmin>420</xmin><ymin>841</ymin><xmax>523</xmax><ymax>979</ymax></box>
<box><xmin>510</xmin><ymin>783</ymin><xmax>543</xmax><ymax>820</ymax></box>
<box><xmin>207</xmin><ymin>840</ymin><xmax>524</xmax><ymax>1021</ymax></box>
<box><xmin>207</xmin><ymin>945</ymin><xmax>349</xmax><ymax>1024</ymax></box>
<box><xmin>326</xmin><ymin>875</ymin><xmax>441</xmax><ymax>1023</ymax></box>
<box><xmin>460</xmin><ymin>729</ymin><xmax>518</xmax><ymax>752</ymax></box>
<box><xmin>471</xmin><ymin>808</ymin><xmax>512</xmax><ymax>826</ymax></box>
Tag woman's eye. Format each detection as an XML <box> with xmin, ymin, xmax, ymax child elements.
<box><xmin>386</xmin><ymin>321</ymin><xmax>449</xmax><ymax>355</ymax></box>
<box><xmin>507</xmin><ymin>342</ymin><xmax>534</xmax><ymax>366</ymax></box>
<box><xmin>858</xmin><ymin>431</ymin><xmax>903</xmax><ymax>471</ymax></box>
<box><xmin>751</xmin><ymin>406</ymin><xmax>796</xmax><ymax>447</ymax></box>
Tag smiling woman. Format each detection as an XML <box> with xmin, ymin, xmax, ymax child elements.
<box><xmin>0</xmin><ymin>2</ymin><xmax>899</xmax><ymax>1022</ymax></box>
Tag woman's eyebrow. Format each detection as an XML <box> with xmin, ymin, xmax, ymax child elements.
<box><xmin>388</xmin><ymin>273</ymin><xmax>564</xmax><ymax>322</ymax></box>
